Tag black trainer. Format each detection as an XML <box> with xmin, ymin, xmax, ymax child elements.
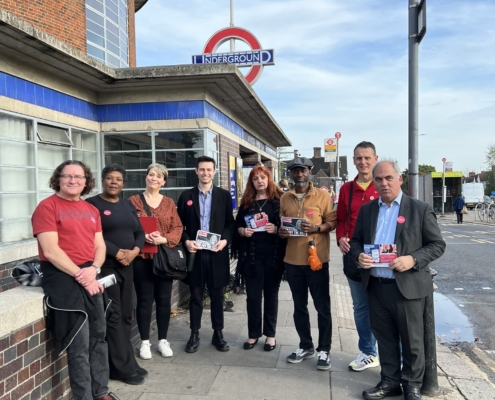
<box><xmin>212</xmin><ymin>330</ymin><xmax>229</xmax><ymax>351</ymax></box>
<box><xmin>286</xmin><ymin>347</ymin><xmax>315</xmax><ymax>363</ymax></box>
<box><xmin>136</xmin><ymin>367</ymin><xmax>148</xmax><ymax>377</ymax></box>
<box><xmin>120</xmin><ymin>373</ymin><xmax>144</xmax><ymax>385</ymax></box>
<box><xmin>186</xmin><ymin>329</ymin><xmax>200</xmax><ymax>353</ymax></box>
<box><xmin>316</xmin><ymin>351</ymin><xmax>331</xmax><ymax>370</ymax></box>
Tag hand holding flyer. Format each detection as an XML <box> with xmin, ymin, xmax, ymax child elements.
<box><xmin>196</xmin><ymin>230</ymin><xmax>222</xmax><ymax>250</ymax></box>
<box><xmin>281</xmin><ymin>217</ymin><xmax>307</xmax><ymax>237</ymax></box>
<box><xmin>244</xmin><ymin>212</ymin><xmax>269</xmax><ymax>232</ymax></box>
<box><xmin>364</xmin><ymin>244</ymin><xmax>397</xmax><ymax>267</ymax></box>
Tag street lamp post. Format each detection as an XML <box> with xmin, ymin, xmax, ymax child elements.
<box><xmin>335</xmin><ymin>132</ymin><xmax>342</xmax><ymax>178</ymax></box>
<box><xmin>442</xmin><ymin>158</ymin><xmax>446</xmax><ymax>215</ymax></box>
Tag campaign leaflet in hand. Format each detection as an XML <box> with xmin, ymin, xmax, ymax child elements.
<box><xmin>364</xmin><ymin>244</ymin><xmax>397</xmax><ymax>267</ymax></box>
<box><xmin>244</xmin><ymin>212</ymin><xmax>268</xmax><ymax>232</ymax></box>
<box><xmin>281</xmin><ymin>217</ymin><xmax>307</xmax><ymax>237</ymax></box>
<box><xmin>196</xmin><ymin>230</ymin><xmax>222</xmax><ymax>250</ymax></box>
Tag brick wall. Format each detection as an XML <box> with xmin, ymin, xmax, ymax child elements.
<box><xmin>0</xmin><ymin>319</ymin><xmax>71</xmax><ymax>400</ymax></box>
<box><xmin>218</xmin><ymin>136</ymin><xmax>240</xmax><ymax>190</ymax></box>
<box><xmin>0</xmin><ymin>0</ymin><xmax>87</xmax><ymax>55</ymax></box>
<box><xmin>127</xmin><ymin>0</ymin><xmax>136</xmax><ymax>68</ymax></box>
<box><xmin>0</xmin><ymin>259</ymin><xmax>35</xmax><ymax>293</ymax></box>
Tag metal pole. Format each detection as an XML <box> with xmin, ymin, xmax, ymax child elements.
<box><xmin>408</xmin><ymin>0</ymin><xmax>419</xmax><ymax>199</ymax></box>
<box><xmin>230</xmin><ymin>0</ymin><xmax>235</xmax><ymax>52</ymax></box>
<box><xmin>442</xmin><ymin>160</ymin><xmax>445</xmax><ymax>215</ymax></box>
<box><xmin>422</xmin><ymin>269</ymin><xmax>441</xmax><ymax>396</ymax></box>
<box><xmin>336</xmin><ymin>139</ymin><xmax>340</xmax><ymax>178</ymax></box>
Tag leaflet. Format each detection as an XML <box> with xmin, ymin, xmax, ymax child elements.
<box><xmin>281</xmin><ymin>217</ymin><xmax>307</xmax><ymax>237</ymax></box>
<box><xmin>364</xmin><ymin>244</ymin><xmax>397</xmax><ymax>267</ymax></box>
<box><xmin>244</xmin><ymin>212</ymin><xmax>268</xmax><ymax>232</ymax></box>
<box><xmin>196</xmin><ymin>230</ymin><xmax>222</xmax><ymax>250</ymax></box>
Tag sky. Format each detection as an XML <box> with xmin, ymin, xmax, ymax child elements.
<box><xmin>135</xmin><ymin>0</ymin><xmax>495</xmax><ymax>175</ymax></box>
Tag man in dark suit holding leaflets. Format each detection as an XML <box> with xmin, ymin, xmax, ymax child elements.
<box><xmin>177</xmin><ymin>156</ymin><xmax>235</xmax><ymax>353</ymax></box>
<box><xmin>350</xmin><ymin>160</ymin><xmax>445</xmax><ymax>400</ymax></box>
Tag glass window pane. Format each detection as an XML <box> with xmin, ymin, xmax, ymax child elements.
<box><xmin>106</xmin><ymin>8</ymin><xmax>118</xmax><ymax>24</ymax></box>
<box><xmin>166</xmin><ymin>170</ymin><xmax>198</xmax><ymax>188</ymax></box>
<box><xmin>37</xmin><ymin>144</ymin><xmax>70</xmax><ymax>169</ymax></box>
<box><xmin>156</xmin><ymin>150</ymin><xmax>203</xmax><ymax>168</ymax></box>
<box><xmin>38</xmin><ymin>169</ymin><xmax>54</xmax><ymax>191</ymax></box>
<box><xmin>0</xmin><ymin>167</ymin><xmax>35</xmax><ymax>191</ymax></box>
<box><xmin>37</xmin><ymin>124</ymin><xmax>71</xmax><ymax>145</ymax></box>
<box><xmin>86</xmin><ymin>0</ymin><xmax>104</xmax><ymax>13</ymax></box>
<box><xmin>0</xmin><ymin>140</ymin><xmax>35</xmax><ymax>166</ymax></box>
<box><xmin>106</xmin><ymin>40</ymin><xmax>120</xmax><ymax>56</ymax></box>
<box><xmin>107</xmin><ymin>53</ymin><xmax>120</xmax><ymax>67</ymax></box>
<box><xmin>105</xmin><ymin>152</ymin><xmax>152</xmax><ymax>170</ymax></box>
<box><xmin>120</xmin><ymin>19</ymin><xmax>128</xmax><ymax>34</ymax></box>
<box><xmin>106</xmin><ymin>0</ymin><xmax>118</xmax><ymax>14</ymax></box>
<box><xmin>87</xmin><ymin>44</ymin><xmax>105</xmax><ymax>61</ymax></box>
<box><xmin>87</xmin><ymin>19</ymin><xmax>105</xmax><ymax>36</ymax></box>
<box><xmin>107</xmin><ymin>21</ymin><xmax>119</xmax><ymax>36</ymax></box>
<box><xmin>119</xmin><ymin>0</ymin><xmax>128</xmax><ymax>11</ymax></box>
<box><xmin>0</xmin><ymin>193</ymin><xmax>37</xmax><ymax>219</ymax></box>
<box><xmin>86</xmin><ymin>8</ymin><xmax>104</xmax><ymax>25</ymax></box>
<box><xmin>0</xmin><ymin>218</ymin><xmax>33</xmax><ymax>244</ymax></box>
<box><xmin>87</xmin><ymin>31</ymin><xmax>105</xmax><ymax>47</ymax></box>
<box><xmin>0</xmin><ymin>114</ymin><xmax>33</xmax><ymax>141</ymax></box>
<box><xmin>72</xmin><ymin>150</ymin><xmax>97</xmax><ymax>171</ymax></box>
<box><xmin>155</xmin><ymin>131</ymin><xmax>204</xmax><ymax>150</ymax></box>
<box><xmin>107</xmin><ymin>30</ymin><xmax>119</xmax><ymax>45</ymax></box>
<box><xmin>104</xmin><ymin>133</ymin><xmax>152</xmax><ymax>151</ymax></box>
<box><xmin>207</xmin><ymin>130</ymin><xmax>219</xmax><ymax>152</ymax></box>
<box><xmin>123</xmin><ymin>170</ymin><xmax>147</xmax><ymax>189</ymax></box>
<box><xmin>72</xmin><ymin>130</ymin><xmax>97</xmax><ymax>151</ymax></box>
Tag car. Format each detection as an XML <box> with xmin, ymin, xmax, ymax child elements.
<box><xmin>483</xmin><ymin>195</ymin><xmax>493</xmax><ymax>204</ymax></box>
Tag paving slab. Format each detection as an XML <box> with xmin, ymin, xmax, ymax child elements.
<box><xmin>437</xmin><ymin>351</ymin><xmax>485</xmax><ymax>379</ymax></box>
<box><xmin>453</xmin><ymin>378</ymin><xmax>495</xmax><ymax>399</ymax></box>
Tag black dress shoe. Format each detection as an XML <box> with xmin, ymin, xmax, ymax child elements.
<box><xmin>185</xmin><ymin>329</ymin><xmax>200</xmax><ymax>353</ymax></box>
<box><xmin>120</xmin><ymin>373</ymin><xmax>144</xmax><ymax>385</ymax></box>
<box><xmin>404</xmin><ymin>386</ymin><xmax>422</xmax><ymax>400</ymax></box>
<box><xmin>136</xmin><ymin>367</ymin><xmax>148</xmax><ymax>377</ymax></box>
<box><xmin>243</xmin><ymin>338</ymin><xmax>259</xmax><ymax>350</ymax></box>
<box><xmin>264</xmin><ymin>338</ymin><xmax>276</xmax><ymax>351</ymax></box>
<box><xmin>363</xmin><ymin>382</ymin><xmax>402</xmax><ymax>400</ymax></box>
<box><xmin>212</xmin><ymin>330</ymin><xmax>230</xmax><ymax>351</ymax></box>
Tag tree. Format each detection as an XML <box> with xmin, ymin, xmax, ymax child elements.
<box><xmin>277</xmin><ymin>147</ymin><xmax>293</xmax><ymax>181</ymax></box>
<box><xmin>485</xmin><ymin>168</ymin><xmax>495</xmax><ymax>196</ymax></box>
<box><xmin>401</xmin><ymin>164</ymin><xmax>436</xmax><ymax>193</ymax></box>
<box><xmin>486</xmin><ymin>144</ymin><xmax>495</xmax><ymax>168</ymax></box>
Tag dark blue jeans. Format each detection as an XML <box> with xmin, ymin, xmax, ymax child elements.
<box><xmin>285</xmin><ymin>262</ymin><xmax>331</xmax><ymax>352</ymax></box>
<box><xmin>66</xmin><ymin>293</ymin><xmax>109</xmax><ymax>400</ymax></box>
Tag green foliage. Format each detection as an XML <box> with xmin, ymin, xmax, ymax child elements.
<box><xmin>487</xmin><ymin>144</ymin><xmax>495</xmax><ymax>168</ymax></box>
<box><xmin>485</xmin><ymin>169</ymin><xmax>495</xmax><ymax>196</ymax></box>
<box><xmin>401</xmin><ymin>165</ymin><xmax>436</xmax><ymax>193</ymax></box>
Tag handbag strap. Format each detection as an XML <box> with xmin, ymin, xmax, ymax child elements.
<box><xmin>344</xmin><ymin>182</ymin><xmax>354</xmax><ymax>238</ymax></box>
<box><xmin>139</xmin><ymin>193</ymin><xmax>152</xmax><ymax>217</ymax></box>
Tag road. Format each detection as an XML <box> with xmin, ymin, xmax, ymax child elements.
<box><xmin>431</xmin><ymin>216</ymin><xmax>495</xmax><ymax>382</ymax></box>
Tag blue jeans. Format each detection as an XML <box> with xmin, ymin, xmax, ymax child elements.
<box><xmin>347</xmin><ymin>277</ymin><xmax>377</xmax><ymax>356</ymax></box>
<box><xmin>66</xmin><ymin>293</ymin><xmax>109</xmax><ymax>400</ymax></box>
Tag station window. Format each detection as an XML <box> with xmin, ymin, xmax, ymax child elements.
<box><xmin>85</xmin><ymin>0</ymin><xmax>129</xmax><ymax>68</ymax></box>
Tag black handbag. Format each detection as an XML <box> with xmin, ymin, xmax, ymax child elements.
<box><xmin>342</xmin><ymin>183</ymin><xmax>362</xmax><ymax>282</ymax></box>
<box><xmin>139</xmin><ymin>193</ymin><xmax>187</xmax><ymax>280</ymax></box>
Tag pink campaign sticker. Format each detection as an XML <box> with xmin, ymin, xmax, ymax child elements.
<box><xmin>370</xmin><ymin>196</ymin><xmax>375</xmax><ymax>200</ymax></box>
<box><xmin>104</xmin><ymin>210</ymin><xmax>111</xmax><ymax>216</ymax></box>
<box><xmin>187</xmin><ymin>200</ymin><xmax>193</xmax><ymax>206</ymax></box>
<box><xmin>397</xmin><ymin>216</ymin><xmax>405</xmax><ymax>224</ymax></box>
<box><xmin>307</xmin><ymin>210</ymin><xmax>313</xmax><ymax>217</ymax></box>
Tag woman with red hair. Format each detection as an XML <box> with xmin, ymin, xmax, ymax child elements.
<box><xmin>235</xmin><ymin>166</ymin><xmax>286</xmax><ymax>351</ymax></box>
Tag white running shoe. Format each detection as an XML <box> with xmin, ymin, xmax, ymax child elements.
<box><xmin>139</xmin><ymin>340</ymin><xmax>152</xmax><ymax>360</ymax></box>
<box><xmin>348</xmin><ymin>352</ymin><xmax>379</xmax><ymax>371</ymax></box>
<box><xmin>158</xmin><ymin>339</ymin><xmax>173</xmax><ymax>358</ymax></box>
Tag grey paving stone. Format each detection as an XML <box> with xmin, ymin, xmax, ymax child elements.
<box><xmin>437</xmin><ymin>351</ymin><xmax>484</xmax><ymax>379</ymax></box>
<box><xmin>207</xmin><ymin>365</ymin><xmax>331</xmax><ymax>400</ymax></box>
<box><xmin>453</xmin><ymin>378</ymin><xmax>495</xmax><ymax>399</ymax></box>
<box><xmin>338</xmin><ymin>327</ymin><xmax>360</xmax><ymax>354</ymax></box>
<box><xmin>330</xmin><ymin>370</ymin><xmax>385</xmax><ymax>400</ymax></box>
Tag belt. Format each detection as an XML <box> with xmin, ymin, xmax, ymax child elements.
<box><xmin>370</xmin><ymin>276</ymin><xmax>397</xmax><ymax>284</ymax></box>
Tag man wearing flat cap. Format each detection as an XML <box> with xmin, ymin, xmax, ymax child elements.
<box><xmin>279</xmin><ymin>157</ymin><xmax>337</xmax><ymax>371</ymax></box>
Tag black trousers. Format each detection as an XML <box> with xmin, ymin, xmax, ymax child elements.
<box><xmin>133</xmin><ymin>257</ymin><xmax>173</xmax><ymax>340</ymax></box>
<box><xmin>100</xmin><ymin>265</ymin><xmax>139</xmax><ymax>379</ymax></box>
<box><xmin>189</xmin><ymin>251</ymin><xmax>224</xmax><ymax>331</ymax></box>
<box><xmin>285</xmin><ymin>262</ymin><xmax>331</xmax><ymax>352</ymax></box>
<box><xmin>368</xmin><ymin>277</ymin><xmax>426</xmax><ymax>388</ymax></box>
<box><xmin>455</xmin><ymin>209</ymin><xmax>463</xmax><ymax>223</ymax></box>
<box><xmin>244</xmin><ymin>257</ymin><xmax>283</xmax><ymax>338</ymax></box>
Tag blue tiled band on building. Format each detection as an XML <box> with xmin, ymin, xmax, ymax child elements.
<box><xmin>0</xmin><ymin>71</ymin><xmax>275</xmax><ymax>154</ymax></box>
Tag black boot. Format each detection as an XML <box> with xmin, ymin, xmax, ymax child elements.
<box><xmin>185</xmin><ymin>329</ymin><xmax>200</xmax><ymax>353</ymax></box>
<box><xmin>212</xmin><ymin>330</ymin><xmax>229</xmax><ymax>352</ymax></box>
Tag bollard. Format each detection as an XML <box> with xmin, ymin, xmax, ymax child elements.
<box><xmin>421</xmin><ymin>268</ymin><xmax>441</xmax><ymax>396</ymax></box>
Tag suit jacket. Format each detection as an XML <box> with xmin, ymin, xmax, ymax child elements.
<box><xmin>177</xmin><ymin>185</ymin><xmax>235</xmax><ymax>288</ymax></box>
<box><xmin>349</xmin><ymin>193</ymin><xmax>446</xmax><ymax>300</ymax></box>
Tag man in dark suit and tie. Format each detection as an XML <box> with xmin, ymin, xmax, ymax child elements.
<box><xmin>177</xmin><ymin>156</ymin><xmax>235</xmax><ymax>353</ymax></box>
<box><xmin>350</xmin><ymin>160</ymin><xmax>445</xmax><ymax>400</ymax></box>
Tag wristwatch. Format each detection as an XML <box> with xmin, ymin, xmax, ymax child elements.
<box><xmin>316</xmin><ymin>225</ymin><xmax>321</xmax><ymax>233</ymax></box>
<box><xmin>92</xmin><ymin>265</ymin><xmax>101</xmax><ymax>274</ymax></box>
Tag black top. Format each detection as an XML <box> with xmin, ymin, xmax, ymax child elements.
<box><xmin>86</xmin><ymin>195</ymin><xmax>145</xmax><ymax>268</ymax></box>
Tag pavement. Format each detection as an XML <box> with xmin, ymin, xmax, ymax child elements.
<box><xmin>109</xmin><ymin>233</ymin><xmax>495</xmax><ymax>400</ymax></box>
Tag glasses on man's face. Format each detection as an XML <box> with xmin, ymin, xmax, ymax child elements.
<box><xmin>60</xmin><ymin>174</ymin><xmax>86</xmax><ymax>181</ymax></box>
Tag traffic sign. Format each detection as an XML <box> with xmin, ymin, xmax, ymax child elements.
<box><xmin>335</xmin><ymin>132</ymin><xmax>342</xmax><ymax>139</ymax></box>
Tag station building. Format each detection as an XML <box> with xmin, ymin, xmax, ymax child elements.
<box><xmin>0</xmin><ymin>0</ymin><xmax>290</xmax><ymax>275</ymax></box>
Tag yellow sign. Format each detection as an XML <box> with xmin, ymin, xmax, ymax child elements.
<box><xmin>324</xmin><ymin>145</ymin><xmax>337</xmax><ymax>150</ymax></box>
<box><xmin>431</xmin><ymin>171</ymin><xmax>463</xmax><ymax>178</ymax></box>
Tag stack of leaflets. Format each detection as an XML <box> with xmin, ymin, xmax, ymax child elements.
<box><xmin>281</xmin><ymin>217</ymin><xmax>307</xmax><ymax>237</ymax></box>
<box><xmin>364</xmin><ymin>244</ymin><xmax>397</xmax><ymax>267</ymax></box>
<box><xmin>244</xmin><ymin>213</ymin><xmax>268</xmax><ymax>232</ymax></box>
<box><xmin>196</xmin><ymin>230</ymin><xmax>222</xmax><ymax>250</ymax></box>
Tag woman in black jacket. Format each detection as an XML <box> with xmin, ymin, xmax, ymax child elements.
<box><xmin>235</xmin><ymin>166</ymin><xmax>286</xmax><ymax>351</ymax></box>
<box><xmin>86</xmin><ymin>164</ymin><xmax>146</xmax><ymax>386</ymax></box>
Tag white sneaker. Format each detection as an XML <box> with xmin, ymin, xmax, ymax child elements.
<box><xmin>158</xmin><ymin>339</ymin><xmax>173</xmax><ymax>358</ymax></box>
<box><xmin>348</xmin><ymin>352</ymin><xmax>379</xmax><ymax>371</ymax></box>
<box><xmin>139</xmin><ymin>340</ymin><xmax>152</xmax><ymax>360</ymax></box>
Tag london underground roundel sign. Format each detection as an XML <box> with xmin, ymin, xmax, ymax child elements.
<box><xmin>191</xmin><ymin>27</ymin><xmax>275</xmax><ymax>85</ymax></box>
